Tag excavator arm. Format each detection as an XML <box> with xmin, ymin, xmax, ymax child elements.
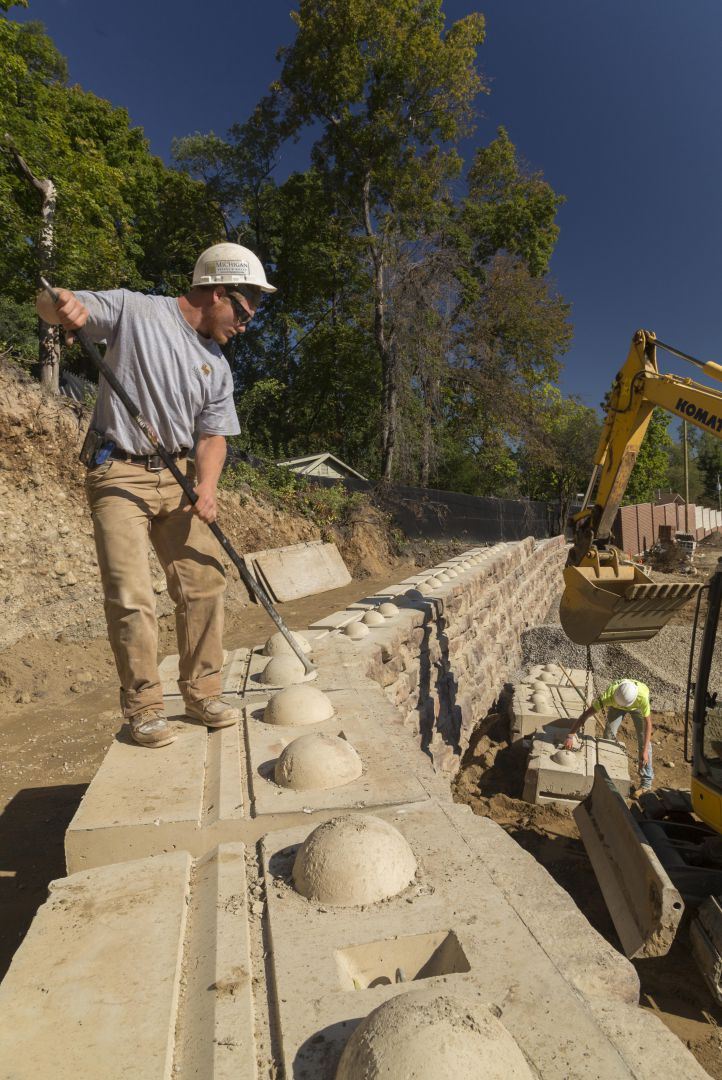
<box><xmin>561</xmin><ymin>330</ymin><xmax>722</xmax><ymax>644</ymax></box>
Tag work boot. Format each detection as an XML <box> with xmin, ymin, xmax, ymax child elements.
<box><xmin>185</xmin><ymin>696</ymin><xmax>240</xmax><ymax>729</ymax></box>
<box><xmin>129</xmin><ymin>708</ymin><xmax>176</xmax><ymax>748</ymax></box>
<box><xmin>632</xmin><ymin>784</ymin><xmax>652</xmax><ymax>800</ymax></box>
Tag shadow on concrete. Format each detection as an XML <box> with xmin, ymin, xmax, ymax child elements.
<box><xmin>0</xmin><ymin>783</ymin><xmax>86</xmax><ymax>980</ymax></box>
<box><xmin>293</xmin><ymin>1015</ymin><xmax>362</xmax><ymax>1078</ymax></box>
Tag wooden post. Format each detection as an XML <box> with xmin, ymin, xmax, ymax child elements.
<box><xmin>4</xmin><ymin>134</ymin><xmax>60</xmax><ymax>393</ymax></box>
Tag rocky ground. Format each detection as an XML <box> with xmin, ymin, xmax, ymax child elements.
<box><xmin>454</xmin><ymin>531</ymin><xmax>722</xmax><ymax>1079</ymax></box>
<box><xmin>1</xmin><ymin>360</ymin><xmax>722</xmax><ymax>1076</ymax></box>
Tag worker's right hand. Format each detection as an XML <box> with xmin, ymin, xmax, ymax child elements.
<box><xmin>45</xmin><ymin>287</ymin><xmax>88</xmax><ymax>344</ymax></box>
<box><xmin>564</xmin><ymin>733</ymin><xmax>576</xmax><ymax>751</ymax></box>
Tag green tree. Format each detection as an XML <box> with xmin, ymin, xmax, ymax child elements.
<box><xmin>515</xmin><ymin>387</ymin><xmax>601</xmax><ymax>531</ymax></box>
<box><xmin>277</xmin><ymin>0</ymin><xmax>487</xmax><ymax>479</ymax></box>
<box><xmin>623</xmin><ymin>408</ymin><xmax>672</xmax><ymax>504</ymax></box>
<box><xmin>0</xmin><ymin>15</ymin><xmax>221</xmax><ymax>381</ymax></box>
<box><xmin>173</xmin><ymin>2</ymin><xmax>571</xmax><ymax>487</ymax></box>
<box><xmin>697</xmin><ymin>431</ymin><xmax>722</xmax><ymax>508</ymax></box>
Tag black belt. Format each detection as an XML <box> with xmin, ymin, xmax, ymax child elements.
<box><xmin>109</xmin><ymin>447</ymin><xmax>189</xmax><ymax>471</ymax></box>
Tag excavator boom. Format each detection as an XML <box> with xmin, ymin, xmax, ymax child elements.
<box><xmin>561</xmin><ymin>330</ymin><xmax>722</xmax><ymax>645</ymax></box>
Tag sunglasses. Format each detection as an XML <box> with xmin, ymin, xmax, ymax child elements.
<box><xmin>224</xmin><ymin>285</ymin><xmax>262</xmax><ymax>325</ymax></box>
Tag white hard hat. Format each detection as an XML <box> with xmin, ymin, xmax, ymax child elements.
<box><xmin>612</xmin><ymin>680</ymin><xmax>637</xmax><ymax>709</ymax></box>
<box><xmin>191</xmin><ymin>242</ymin><xmax>277</xmax><ymax>293</ymax></box>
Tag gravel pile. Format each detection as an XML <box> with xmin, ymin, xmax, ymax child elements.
<box><xmin>519</xmin><ymin>597</ymin><xmax>721</xmax><ymax>712</ymax></box>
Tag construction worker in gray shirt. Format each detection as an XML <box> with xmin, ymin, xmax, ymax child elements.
<box><xmin>37</xmin><ymin>243</ymin><xmax>276</xmax><ymax>748</ymax></box>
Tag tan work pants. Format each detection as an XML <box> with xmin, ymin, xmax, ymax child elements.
<box><xmin>85</xmin><ymin>457</ymin><xmax>226</xmax><ymax>717</ymax></box>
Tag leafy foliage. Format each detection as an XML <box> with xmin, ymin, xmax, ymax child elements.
<box><xmin>0</xmin><ymin>16</ymin><xmax>222</xmax><ymax>374</ymax></box>
<box><xmin>696</xmin><ymin>431</ymin><xmax>722</xmax><ymax>507</ymax></box>
<box><xmin>623</xmin><ymin>408</ymin><xmax>672</xmax><ymax>504</ymax></box>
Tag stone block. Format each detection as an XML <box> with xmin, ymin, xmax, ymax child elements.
<box><xmin>0</xmin><ymin>846</ymin><xmax>255</xmax><ymax>1080</ymax></box>
<box><xmin>260</xmin><ymin>801</ymin><xmax>703</xmax><ymax>1080</ymax></box>
<box><xmin>523</xmin><ymin>733</ymin><xmax>631</xmax><ymax>807</ymax></box>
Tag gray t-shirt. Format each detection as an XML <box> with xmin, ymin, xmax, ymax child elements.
<box><xmin>76</xmin><ymin>289</ymin><xmax>241</xmax><ymax>453</ymax></box>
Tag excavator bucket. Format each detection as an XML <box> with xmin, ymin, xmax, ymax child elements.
<box><xmin>559</xmin><ymin>560</ymin><xmax>702</xmax><ymax>645</ymax></box>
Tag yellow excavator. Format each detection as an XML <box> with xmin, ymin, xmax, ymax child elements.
<box><xmin>559</xmin><ymin>330</ymin><xmax>722</xmax><ymax>1001</ymax></box>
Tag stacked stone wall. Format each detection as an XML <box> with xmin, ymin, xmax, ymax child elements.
<box><xmin>368</xmin><ymin>536</ymin><xmax>567</xmax><ymax>772</ymax></box>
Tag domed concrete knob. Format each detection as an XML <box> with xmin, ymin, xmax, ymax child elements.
<box><xmin>551</xmin><ymin>749</ymin><xmax>576</xmax><ymax>767</ymax></box>
<box><xmin>362</xmin><ymin>609</ymin><xmax>386</xmax><ymax>627</ymax></box>
<box><xmin>335</xmin><ymin>988</ymin><xmax>533</xmax><ymax>1080</ymax></box>
<box><xmin>423</xmin><ymin>577</ymin><xmax>442</xmax><ymax>589</ymax></box>
<box><xmin>260</xmin><ymin>654</ymin><xmax>308</xmax><ymax>687</ymax></box>
<box><xmin>292</xmin><ymin>814</ymin><xmax>417</xmax><ymax>906</ymax></box>
<box><xmin>378</xmin><ymin>602</ymin><xmax>399</xmax><ymax>618</ymax></box>
<box><xmin>262</xmin><ymin>630</ymin><xmax>312</xmax><ymax>657</ymax></box>
<box><xmin>262</xmin><ymin>684</ymin><xmax>334</xmax><ymax>726</ymax></box>
<box><xmin>274</xmin><ymin>733</ymin><xmax>362</xmax><ymax>791</ymax></box>
<box><xmin>345</xmin><ymin>621</ymin><xmax>370</xmax><ymax>640</ymax></box>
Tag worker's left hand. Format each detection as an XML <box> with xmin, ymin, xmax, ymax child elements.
<box><xmin>184</xmin><ymin>481</ymin><xmax>217</xmax><ymax>523</ymax></box>
<box><xmin>640</xmin><ymin>747</ymin><xmax>650</xmax><ymax>767</ymax></box>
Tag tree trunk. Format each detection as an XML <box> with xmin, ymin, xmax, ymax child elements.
<box><xmin>5</xmin><ymin>135</ymin><xmax>60</xmax><ymax>392</ymax></box>
<box><xmin>362</xmin><ymin>171</ymin><xmax>397</xmax><ymax>482</ymax></box>
<box><xmin>38</xmin><ymin>177</ymin><xmax>59</xmax><ymax>391</ymax></box>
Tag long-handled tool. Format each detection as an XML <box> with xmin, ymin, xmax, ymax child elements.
<box><xmin>41</xmin><ymin>277</ymin><xmax>315</xmax><ymax>676</ymax></box>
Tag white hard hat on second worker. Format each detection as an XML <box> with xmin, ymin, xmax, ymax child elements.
<box><xmin>613</xmin><ymin>680</ymin><xmax>637</xmax><ymax>708</ymax></box>
<box><xmin>192</xmin><ymin>242</ymin><xmax>277</xmax><ymax>293</ymax></box>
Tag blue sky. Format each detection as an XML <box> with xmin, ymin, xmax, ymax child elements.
<box><xmin>13</xmin><ymin>0</ymin><xmax>722</xmax><ymax>411</ymax></box>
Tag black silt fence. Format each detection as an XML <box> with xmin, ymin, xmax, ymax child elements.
<box><xmin>305</xmin><ymin>475</ymin><xmax>554</xmax><ymax>543</ymax></box>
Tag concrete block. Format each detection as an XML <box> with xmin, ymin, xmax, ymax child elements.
<box><xmin>66</xmin><ymin>709</ymin><xmax>245</xmax><ymax>871</ymax></box>
<box><xmin>0</xmin><ymin>846</ymin><xmax>256</xmax><ymax>1080</ymax></box>
<box><xmin>574</xmin><ymin>765</ymin><xmax>684</xmax><ymax>959</ymax></box>
<box><xmin>261</xmin><ymin>801</ymin><xmax>703</xmax><ymax>1079</ymax></box>
<box><xmin>242</xmin><ymin>539</ymin><xmax>351</xmax><ymax>602</ymax></box>
<box><xmin>510</xmin><ymin>684</ymin><xmax>594</xmax><ymax>742</ymax></box>
<box><xmin>523</xmin><ymin>733</ymin><xmax>631</xmax><ymax>807</ymax></box>
<box><xmin>244</xmin><ymin>687</ymin><xmax>429</xmax><ymax>820</ymax></box>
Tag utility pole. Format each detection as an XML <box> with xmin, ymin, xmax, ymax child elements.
<box><xmin>683</xmin><ymin>420</ymin><xmax>690</xmax><ymax>533</ymax></box>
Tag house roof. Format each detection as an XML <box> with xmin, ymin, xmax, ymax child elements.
<box><xmin>276</xmin><ymin>452</ymin><xmax>368</xmax><ymax>482</ymax></box>
<box><xmin>655</xmin><ymin>491</ymin><xmax>685</xmax><ymax>505</ymax></box>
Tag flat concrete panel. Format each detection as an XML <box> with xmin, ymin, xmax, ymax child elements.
<box><xmin>66</xmin><ymin>711</ymin><xmax>244</xmax><ymax>872</ymax></box>
<box><xmin>242</xmin><ymin>541</ymin><xmax>351</xmax><ymax>602</ymax></box>
<box><xmin>574</xmin><ymin>765</ymin><xmax>684</xmax><ymax>959</ymax></box>
<box><xmin>0</xmin><ymin>852</ymin><xmax>192</xmax><ymax>1080</ymax></box>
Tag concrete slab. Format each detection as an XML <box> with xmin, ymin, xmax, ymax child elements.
<box><xmin>173</xmin><ymin>844</ymin><xmax>256</xmax><ymax>1080</ymax></box>
<box><xmin>0</xmin><ymin>846</ymin><xmax>255</xmax><ymax>1080</ymax></box>
<box><xmin>307</xmin><ymin>609</ymin><xmax>365</xmax><ymax>631</ymax></box>
<box><xmin>159</xmin><ymin>647</ymin><xmax>248</xmax><ymax>699</ymax></box>
<box><xmin>574</xmin><ymin>765</ymin><xmax>685</xmax><ymax>959</ymax></box>
<box><xmin>0</xmin><ymin>852</ymin><xmax>192</xmax><ymax>1080</ymax></box>
<box><xmin>523</xmin><ymin>732</ymin><xmax>631</xmax><ymax>807</ymax></box>
<box><xmin>66</xmin><ymin>709</ymin><xmax>244</xmax><ymax>872</ymax></box>
<box><xmin>243</xmin><ymin>540</ymin><xmax>351</xmax><ymax>602</ymax></box>
<box><xmin>245</xmin><ymin>688</ymin><xmax>429</xmax><ymax>818</ymax></box>
<box><xmin>510</xmin><ymin>684</ymin><xmax>595</xmax><ymax>742</ymax></box>
<box><xmin>261</xmin><ymin>801</ymin><xmax>705</xmax><ymax>1079</ymax></box>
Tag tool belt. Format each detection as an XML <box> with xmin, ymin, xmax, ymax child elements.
<box><xmin>108</xmin><ymin>447</ymin><xmax>189</xmax><ymax>472</ymax></box>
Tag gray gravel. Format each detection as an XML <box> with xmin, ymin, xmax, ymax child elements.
<box><xmin>519</xmin><ymin>595</ymin><xmax>721</xmax><ymax>713</ymax></box>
